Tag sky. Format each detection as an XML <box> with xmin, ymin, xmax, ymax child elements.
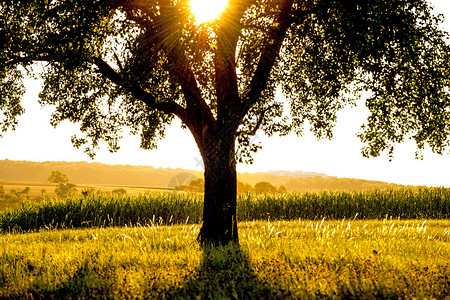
<box><xmin>1</xmin><ymin>0</ymin><xmax>450</xmax><ymax>187</ymax></box>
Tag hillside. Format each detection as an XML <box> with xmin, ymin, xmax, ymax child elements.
<box><xmin>0</xmin><ymin>159</ymin><xmax>407</xmax><ymax>192</ymax></box>
<box><xmin>0</xmin><ymin>159</ymin><xmax>202</xmax><ymax>188</ymax></box>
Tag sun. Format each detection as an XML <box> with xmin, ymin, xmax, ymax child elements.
<box><xmin>190</xmin><ymin>0</ymin><xmax>229</xmax><ymax>24</ymax></box>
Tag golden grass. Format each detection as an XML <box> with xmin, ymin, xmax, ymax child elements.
<box><xmin>1</xmin><ymin>219</ymin><xmax>448</xmax><ymax>298</ymax></box>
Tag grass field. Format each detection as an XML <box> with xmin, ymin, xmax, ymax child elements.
<box><xmin>0</xmin><ymin>219</ymin><xmax>448</xmax><ymax>299</ymax></box>
<box><xmin>0</xmin><ymin>179</ymin><xmax>172</xmax><ymax>197</ymax></box>
<box><xmin>0</xmin><ymin>189</ymin><xmax>449</xmax><ymax>298</ymax></box>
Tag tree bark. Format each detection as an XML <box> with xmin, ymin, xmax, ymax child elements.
<box><xmin>198</xmin><ymin>133</ymin><xmax>239</xmax><ymax>245</ymax></box>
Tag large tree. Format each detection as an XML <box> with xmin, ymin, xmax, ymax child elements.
<box><xmin>1</xmin><ymin>0</ymin><xmax>450</xmax><ymax>244</ymax></box>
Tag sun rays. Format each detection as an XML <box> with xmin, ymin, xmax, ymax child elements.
<box><xmin>190</xmin><ymin>0</ymin><xmax>229</xmax><ymax>24</ymax></box>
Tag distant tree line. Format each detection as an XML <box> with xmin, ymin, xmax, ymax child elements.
<box><xmin>176</xmin><ymin>179</ymin><xmax>287</xmax><ymax>194</ymax></box>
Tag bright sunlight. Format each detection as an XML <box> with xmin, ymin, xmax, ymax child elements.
<box><xmin>190</xmin><ymin>0</ymin><xmax>229</xmax><ymax>24</ymax></box>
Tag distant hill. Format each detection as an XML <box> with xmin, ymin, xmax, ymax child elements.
<box><xmin>283</xmin><ymin>176</ymin><xmax>406</xmax><ymax>193</ymax></box>
<box><xmin>0</xmin><ymin>159</ymin><xmax>408</xmax><ymax>192</ymax></box>
<box><xmin>0</xmin><ymin>160</ymin><xmax>202</xmax><ymax>188</ymax></box>
<box><xmin>238</xmin><ymin>170</ymin><xmax>329</xmax><ymax>187</ymax></box>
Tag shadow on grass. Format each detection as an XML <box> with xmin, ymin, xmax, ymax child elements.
<box><xmin>166</xmin><ymin>242</ymin><xmax>287</xmax><ymax>299</ymax></box>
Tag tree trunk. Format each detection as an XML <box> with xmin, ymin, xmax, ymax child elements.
<box><xmin>198</xmin><ymin>135</ymin><xmax>239</xmax><ymax>245</ymax></box>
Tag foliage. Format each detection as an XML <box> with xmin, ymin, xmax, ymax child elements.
<box><xmin>6</xmin><ymin>187</ymin><xmax>30</xmax><ymax>202</ymax></box>
<box><xmin>112</xmin><ymin>188</ymin><xmax>127</xmax><ymax>196</ymax></box>
<box><xmin>253</xmin><ymin>181</ymin><xmax>278</xmax><ymax>194</ymax></box>
<box><xmin>237</xmin><ymin>181</ymin><xmax>253</xmax><ymax>194</ymax></box>
<box><xmin>1</xmin><ymin>187</ymin><xmax>449</xmax><ymax>233</ymax></box>
<box><xmin>55</xmin><ymin>182</ymin><xmax>77</xmax><ymax>199</ymax></box>
<box><xmin>47</xmin><ymin>171</ymin><xmax>77</xmax><ymax>198</ymax></box>
<box><xmin>81</xmin><ymin>187</ymin><xmax>96</xmax><ymax>197</ymax></box>
<box><xmin>0</xmin><ymin>219</ymin><xmax>448</xmax><ymax>298</ymax></box>
<box><xmin>47</xmin><ymin>171</ymin><xmax>69</xmax><ymax>184</ymax></box>
<box><xmin>175</xmin><ymin>178</ymin><xmax>205</xmax><ymax>192</ymax></box>
<box><xmin>278</xmin><ymin>185</ymin><xmax>287</xmax><ymax>193</ymax></box>
<box><xmin>176</xmin><ymin>179</ymin><xmax>310</xmax><ymax>194</ymax></box>
<box><xmin>1</xmin><ymin>0</ymin><xmax>450</xmax><ymax>159</ymax></box>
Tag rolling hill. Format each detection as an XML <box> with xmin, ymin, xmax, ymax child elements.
<box><xmin>0</xmin><ymin>159</ymin><xmax>408</xmax><ymax>192</ymax></box>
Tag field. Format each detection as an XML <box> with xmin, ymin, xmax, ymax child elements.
<box><xmin>0</xmin><ymin>189</ymin><xmax>449</xmax><ymax>298</ymax></box>
<box><xmin>1</xmin><ymin>219</ymin><xmax>449</xmax><ymax>299</ymax></box>
<box><xmin>0</xmin><ymin>179</ymin><xmax>173</xmax><ymax>211</ymax></box>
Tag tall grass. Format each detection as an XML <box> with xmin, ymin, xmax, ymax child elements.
<box><xmin>1</xmin><ymin>220</ymin><xmax>449</xmax><ymax>298</ymax></box>
<box><xmin>0</xmin><ymin>187</ymin><xmax>449</xmax><ymax>233</ymax></box>
<box><xmin>0</xmin><ymin>193</ymin><xmax>203</xmax><ymax>232</ymax></box>
<box><xmin>239</xmin><ymin>187</ymin><xmax>450</xmax><ymax>220</ymax></box>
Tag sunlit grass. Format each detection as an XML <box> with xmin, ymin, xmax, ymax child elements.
<box><xmin>0</xmin><ymin>219</ymin><xmax>449</xmax><ymax>298</ymax></box>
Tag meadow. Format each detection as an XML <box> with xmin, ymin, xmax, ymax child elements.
<box><xmin>0</xmin><ymin>188</ymin><xmax>449</xmax><ymax>298</ymax></box>
<box><xmin>0</xmin><ymin>219</ymin><xmax>449</xmax><ymax>298</ymax></box>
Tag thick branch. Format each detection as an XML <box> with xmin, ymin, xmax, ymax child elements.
<box><xmin>149</xmin><ymin>6</ymin><xmax>217</xmax><ymax>145</ymax></box>
<box><xmin>1</xmin><ymin>53</ymin><xmax>54</xmax><ymax>68</ymax></box>
<box><xmin>164</xmin><ymin>44</ymin><xmax>215</xmax><ymax>125</ymax></box>
<box><xmin>214</xmin><ymin>0</ymin><xmax>250</xmax><ymax>115</ymax></box>
<box><xmin>100</xmin><ymin>2</ymin><xmax>216</xmax><ymax>148</ymax></box>
<box><xmin>93</xmin><ymin>57</ymin><xmax>188</xmax><ymax>124</ymax></box>
<box><xmin>243</xmin><ymin>0</ymin><xmax>294</xmax><ymax>110</ymax></box>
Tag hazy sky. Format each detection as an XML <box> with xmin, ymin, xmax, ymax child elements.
<box><xmin>1</xmin><ymin>0</ymin><xmax>450</xmax><ymax>187</ymax></box>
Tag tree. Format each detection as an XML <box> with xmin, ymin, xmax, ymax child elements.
<box><xmin>253</xmin><ymin>181</ymin><xmax>278</xmax><ymax>194</ymax></box>
<box><xmin>55</xmin><ymin>182</ymin><xmax>77</xmax><ymax>198</ymax></box>
<box><xmin>278</xmin><ymin>185</ymin><xmax>287</xmax><ymax>194</ymax></box>
<box><xmin>187</xmin><ymin>178</ymin><xmax>205</xmax><ymax>192</ymax></box>
<box><xmin>237</xmin><ymin>181</ymin><xmax>253</xmax><ymax>194</ymax></box>
<box><xmin>112</xmin><ymin>188</ymin><xmax>127</xmax><ymax>196</ymax></box>
<box><xmin>47</xmin><ymin>171</ymin><xmax>76</xmax><ymax>198</ymax></box>
<box><xmin>48</xmin><ymin>170</ymin><xmax>69</xmax><ymax>184</ymax></box>
<box><xmin>2</xmin><ymin>0</ymin><xmax>450</xmax><ymax>244</ymax></box>
<box><xmin>8</xmin><ymin>186</ymin><xmax>30</xmax><ymax>201</ymax></box>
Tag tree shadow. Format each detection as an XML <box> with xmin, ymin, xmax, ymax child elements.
<box><xmin>167</xmin><ymin>242</ymin><xmax>286</xmax><ymax>299</ymax></box>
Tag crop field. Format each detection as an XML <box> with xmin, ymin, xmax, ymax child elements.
<box><xmin>0</xmin><ymin>179</ymin><xmax>171</xmax><ymax>197</ymax></box>
<box><xmin>0</xmin><ymin>188</ymin><xmax>449</xmax><ymax>298</ymax></box>
<box><xmin>0</xmin><ymin>180</ymin><xmax>172</xmax><ymax>211</ymax></box>
<box><xmin>1</xmin><ymin>187</ymin><xmax>449</xmax><ymax>232</ymax></box>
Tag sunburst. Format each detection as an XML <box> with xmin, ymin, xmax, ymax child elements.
<box><xmin>190</xmin><ymin>0</ymin><xmax>229</xmax><ymax>24</ymax></box>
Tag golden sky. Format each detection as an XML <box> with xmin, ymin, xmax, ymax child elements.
<box><xmin>0</xmin><ymin>0</ymin><xmax>449</xmax><ymax>187</ymax></box>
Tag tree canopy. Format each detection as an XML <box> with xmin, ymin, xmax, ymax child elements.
<box><xmin>48</xmin><ymin>170</ymin><xmax>70</xmax><ymax>184</ymax></box>
<box><xmin>1</xmin><ymin>0</ymin><xmax>449</xmax><ymax>159</ymax></box>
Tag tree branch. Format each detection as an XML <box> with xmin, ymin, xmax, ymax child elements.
<box><xmin>243</xmin><ymin>0</ymin><xmax>294</xmax><ymax>110</ymax></box>
<box><xmin>100</xmin><ymin>2</ymin><xmax>217</xmax><ymax>146</ymax></box>
<box><xmin>1</xmin><ymin>54</ymin><xmax>52</xmax><ymax>68</ymax></box>
<box><xmin>241</xmin><ymin>104</ymin><xmax>277</xmax><ymax>136</ymax></box>
<box><xmin>214</xmin><ymin>0</ymin><xmax>248</xmax><ymax>120</ymax></box>
<box><xmin>247</xmin><ymin>111</ymin><xmax>265</xmax><ymax>136</ymax></box>
<box><xmin>93</xmin><ymin>57</ymin><xmax>188</xmax><ymax>124</ymax></box>
<box><xmin>152</xmin><ymin>5</ymin><xmax>217</xmax><ymax>139</ymax></box>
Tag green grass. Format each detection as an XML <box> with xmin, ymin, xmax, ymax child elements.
<box><xmin>1</xmin><ymin>187</ymin><xmax>449</xmax><ymax>233</ymax></box>
<box><xmin>0</xmin><ymin>219</ymin><xmax>449</xmax><ymax>299</ymax></box>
